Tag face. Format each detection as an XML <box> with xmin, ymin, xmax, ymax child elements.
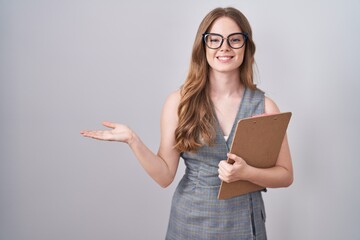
<box><xmin>205</xmin><ymin>17</ymin><xmax>245</xmax><ymax>75</ymax></box>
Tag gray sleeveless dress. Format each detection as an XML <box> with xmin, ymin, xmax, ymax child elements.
<box><xmin>166</xmin><ymin>88</ymin><xmax>267</xmax><ymax>240</ymax></box>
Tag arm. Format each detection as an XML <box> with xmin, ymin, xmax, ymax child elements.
<box><xmin>81</xmin><ymin>91</ymin><xmax>181</xmax><ymax>188</ymax></box>
<box><xmin>218</xmin><ymin>97</ymin><xmax>294</xmax><ymax>188</ymax></box>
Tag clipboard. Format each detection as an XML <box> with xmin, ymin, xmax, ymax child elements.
<box><xmin>217</xmin><ymin>112</ymin><xmax>292</xmax><ymax>200</ymax></box>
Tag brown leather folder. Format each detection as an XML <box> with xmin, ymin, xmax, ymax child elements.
<box><xmin>218</xmin><ymin>112</ymin><xmax>292</xmax><ymax>200</ymax></box>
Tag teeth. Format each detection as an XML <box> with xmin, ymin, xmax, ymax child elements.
<box><xmin>217</xmin><ymin>56</ymin><xmax>232</xmax><ymax>60</ymax></box>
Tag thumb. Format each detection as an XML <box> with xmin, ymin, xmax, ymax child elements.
<box><xmin>227</xmin><ymin>153</ymin><xmax>242</xmax><ymax>163</ymax></box>
<box><xmin>102</xmin><ymin>121</ymin><xmax>117</xmax><ymax>129</ymax></box>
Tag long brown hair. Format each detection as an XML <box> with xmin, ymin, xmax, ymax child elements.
<box><xmin>174</xmin><ymin>7</ymin><xmax>257</xmax><ymax>152</ymax></box>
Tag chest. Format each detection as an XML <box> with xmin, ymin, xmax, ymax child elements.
<box><xmin>213</xmin><ymin>97</ymin><xmax>242</xmax><ymax>137</ymax></box>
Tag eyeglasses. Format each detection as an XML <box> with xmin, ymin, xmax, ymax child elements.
<box><xmin>202</xmin><ymin>32</ymin><xmax>248</xmax><ymax>49</ymax></box>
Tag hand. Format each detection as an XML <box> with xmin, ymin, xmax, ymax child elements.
<box><xmin>80</xmin><ymin>121</ymin><xmax>134</xmax><ymax>144</ymax></box>
<box><xmin>218</xmin><ymin>153</ymin><xmax>250</xmax><ymax>183</ymax></box>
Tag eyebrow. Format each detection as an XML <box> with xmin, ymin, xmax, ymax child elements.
<box><xmin>206</xmin><ymin>32</ymin><xmax>243</xmax><ymax>37</ymax></box>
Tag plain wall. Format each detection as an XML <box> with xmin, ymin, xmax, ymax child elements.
<box><xmin>1</xmin><ymin>0</ymin><xmax>359</xmax><ymax>239</ymax></box>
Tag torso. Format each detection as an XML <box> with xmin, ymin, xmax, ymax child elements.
<box><xmin>166</xmin><ymin>87</ymin><xmax>267</xmax><ymax>240</ymax></box>
<box><xmin>211</xmin><ymin>87</ymin><xmax>244</xmax><ymax>137</ymax></box>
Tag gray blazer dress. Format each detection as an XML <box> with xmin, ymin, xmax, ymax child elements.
<box><xmin>165</xmin><ymin>88</ymin><xmax>267</xmax><ymax>240</ymax></box>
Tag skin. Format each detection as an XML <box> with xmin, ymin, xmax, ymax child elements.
<box><xmin>81</xmin><ymin>16</ymin><xmax>293</xmax><ymax>189</ymax></box>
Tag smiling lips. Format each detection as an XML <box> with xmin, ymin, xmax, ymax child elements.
<box><xmin>216</xmin><ymin>56</ymin><xmax>234</xmax><ymax>63</ymax></box>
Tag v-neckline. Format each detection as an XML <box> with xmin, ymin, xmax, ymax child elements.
<box><xmin>213</xmin><ymin>87</ymin><xmax>247</xmax><ymax>148</ymax></box>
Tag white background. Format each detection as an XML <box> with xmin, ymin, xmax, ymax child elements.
<box><xmin>1</xmin><ymin>0</ymin><xmax>359</xmax><ymax>239</ymax></box>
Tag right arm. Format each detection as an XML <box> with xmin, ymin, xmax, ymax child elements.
<box><xmin>127</xmin><ymin>90</ymin><xmax>181</xmax><ymax>187</ymax></box>
<box><xmin>81</xmin><ymin>90</ymin><xmax>181</xmax><ymax>188</ymax></box>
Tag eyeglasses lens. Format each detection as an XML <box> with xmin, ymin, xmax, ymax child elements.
<box><xmin>205</xmin><ymin>33</ymin><xmax>246</xmax><ymax>49</ymax></box>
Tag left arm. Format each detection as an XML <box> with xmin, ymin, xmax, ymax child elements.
<box><xmin>218</xmin><ymin>97</ymin><xmax>294</xmax><ymax>188</ymax></box>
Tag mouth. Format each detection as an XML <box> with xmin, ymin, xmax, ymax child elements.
<box><xmin>216</xmin><ymin>56</ymin><xmax>234</xmax><ymax>62</ymax></box>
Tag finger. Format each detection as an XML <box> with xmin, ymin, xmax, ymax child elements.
<box><xmin>218</xmin><ymin>162</ymin><xmax>225</xmax><ymax>172</ymax></box>
<box><xmin>81</xmin><ymin>130</ymin><xmax>108</xmax><ymax>140</ymax></box>
<box><xmin>218</xmin><ymin>165</ymin><xmax>231</xmax><ymax>176</ymax></box>
<box><xmin>102</xmin><ymin>121</ymin><xmax>117</xmax><ymax>129</ymax></box>
<box><xmin>219</xmin><ymin>159</ymin><xmax>231</xmax><ymax>169</ymax></box>
<box><xmin>218</xmin><ymin>173</ymin><xmax>224</xmax><ymax>181</ymax></box>
<box><xmin>218</xmin><ymin>167</ymin><xmax>225</xmax><ymax>179</ymax></box>
<box><xmin>218</xmin><ymin>160</ymin><xmax>232</xmax><ymax>173</ymax></box>
<box><xmin>80</xmin><ymin>130</ymin><xmax>94</xmax><ymax>137</ymax></box>
<box><xmin>227</xmin><ymin>153</ymin><xmax>244</xmax><ymax>163</ymax></box>
<box><xmin>218</xmin><ymin>170</ymin><xmax>230</xmax><ymax>183</ymax></box>
<box><xmin>226</xmin><ymin>153</ymin><xmax>238</xmax><ymax>164</ymax></box>
<box><xmin>81</xmin><ymin>131</ymin><xmax>97</xmax><ymax>138</ymax></box>
<box><xmin>227</xmin><ymin>153</ymin><xmax>238</xmax><ymax>161</ymax></box>
<box><xmin>218</xmin><ymin>160</ymin><xmax>227</xmax><ymax>167</ymax></box>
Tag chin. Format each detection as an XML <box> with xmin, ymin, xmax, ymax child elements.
<box><xmin>213</xmin><ymin>67</ymin><xmax>240</xmax><ymax>74</ymax></box>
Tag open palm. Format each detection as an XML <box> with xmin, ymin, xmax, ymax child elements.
<box><xmin>80</xmin><ymin>121</ymin><xmax>132</xmax><ymax>143</ymax></box>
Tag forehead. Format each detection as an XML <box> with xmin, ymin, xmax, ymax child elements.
<box><xmin>208</xmin><ymin>17</ymin><xmax>242</xmax><ymax>34</ymax></box>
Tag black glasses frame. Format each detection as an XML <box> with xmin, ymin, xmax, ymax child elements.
<box><xmin>202</xmin><ymin>32</ymin><xmax>248</xmax><ymax>49</ymax></box>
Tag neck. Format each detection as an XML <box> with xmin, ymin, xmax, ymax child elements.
<box><xmin>208</xmin><ymin>70</ymin><xmax>244</xmax><ymax>98</ymax></box>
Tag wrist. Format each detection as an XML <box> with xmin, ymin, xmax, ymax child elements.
<box><xmin>243</xmin><ymin>164</ymin><xmax>256</xmax><ymax>182</ymax></box>
<box><xmin>126</xmin><ymin>130</ymin><xmax>138</xmax><ymax>147</ymax></box>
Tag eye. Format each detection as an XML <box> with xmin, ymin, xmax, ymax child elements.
<box><xmin>230</xmin><ymin>37</ymin><xmax>242</xmax><ymax>43</ymax></box>
<box><xmin>209</xmin><ymin>37</ymin><xmax>221</xmax><ymax>43</ymax></box>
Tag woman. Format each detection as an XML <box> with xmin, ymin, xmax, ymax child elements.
<box><xmin>81</xmin><ymin>7</ymin><xmax>293</xmax><ymax>240</ymax></box>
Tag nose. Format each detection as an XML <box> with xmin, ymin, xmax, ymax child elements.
<box><xmin>219</xmin><ymin>38</ymin><xmax>231</xmax><ymax>51</ymax></box>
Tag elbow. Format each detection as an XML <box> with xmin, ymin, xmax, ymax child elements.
<box><xmin>158</xmin><ymin>176</ymin><xmax>175</xmax><ymax>189</ymax></box>
<box><xmin>160</xmin><ymin>182</ymin><xmax>171</xmax><ymax>188</ymax></box>
<box><xmin>277</xmin><ymin>165</ymin><xmax>294</xmax><ymax>188</ymax></box>
<box><xmin>283</xmin><ymin>174</ymin><xmax>294</xmax><ymax>188</ymax></box>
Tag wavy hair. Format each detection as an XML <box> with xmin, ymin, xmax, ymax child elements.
<box><xmin>174</xmin><ymin>7</ymin><xmax>257</xmax><ymax>152</ymax></box>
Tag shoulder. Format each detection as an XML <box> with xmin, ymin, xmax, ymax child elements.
<box><xmin>164</xmin><ymin>89</ymin><xmax>181</xmax><ymax>109</ymax></box>
<box><xmin>264</xmin><ymin>96</ymin><xmax>281</xmax><ymax>114</ymax></box>
<box><xmin>161</xmin><ymin>89</ymin><xmax>181</xmax><ymax>119</ymax></box>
